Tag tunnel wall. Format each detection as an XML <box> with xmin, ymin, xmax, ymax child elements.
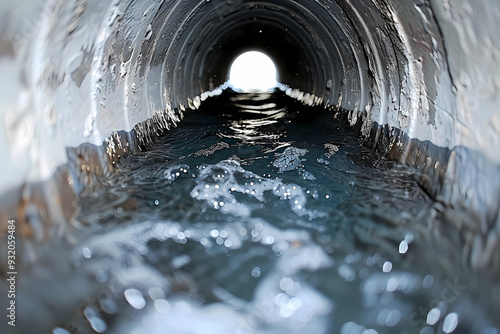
<box><xmin>1</xmin><ymin>0</ymin><xmax>499</xmax><ymax>268</ymax></box>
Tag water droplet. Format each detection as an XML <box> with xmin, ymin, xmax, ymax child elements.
<box><xmin>83</xmin><ymin>306</ymin><xmax>107</xmax><ymax>333</ymax></box>
<box><xmin>251</xmin><ymin>267</ymin><xmax>261</xmax><ymax>277</ymax></box>
<box><xmin>382</xmin><ymin>261</ymin><xmax>393</xmax><ymax>273</ymax></box>
<box><xmin>386</xmin><ymin>277</ymin><xmax>399</xmax><ymax>292</ymax></box>
<box><xmin>442</xmin><ymin>312</ymin><xmax>459</xmax><ymax>333</ymax></box>
<box><xmin>124</xmin><ymin>289</ymin><xmax>146</xmax><ymax>310</ymax></box>
<box><xmin>426</xmin><ymin>307</ymin><xmax>441</xmax><ymax>325</ymax></box>
<box><xmin>264</xmin><ymin>235</ymin><xmax>275</xmax><ymax>245</ymax></box>
<box><xmin>279</xmin><ymin>277</ymin><xmax>294</xmax><ymax>291</ymax></box>
<box><xmin>405</xmin><ymin>232</ymin><xmax>415</xmax><ymax>244</ymax></box>
<box><xmin>423</xmin><ymin>275</ymin><xmax>434</xmax><ymax>289</ymax></box>
<box><xmin>399</xmin><ymin>240</ymin><xmax>408</xmax><ymax>254</ymax></box>
<box><xmin>89</xmin><ymin>317</ymin><xmax>107</xmax><ymax>333</ymax></box>
<box><xmin>82</xmin><ymin>247</ymin><xmax>92</xmax><ymax>259</ymax></box>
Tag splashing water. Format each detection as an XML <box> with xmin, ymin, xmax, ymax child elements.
<box><xmin>7</xmin><ymin>88</ymin><xmax>500</xmax><ymax>334</ymax></box>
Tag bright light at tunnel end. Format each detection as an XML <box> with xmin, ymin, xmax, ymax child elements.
<box><xmin>228</xmin><ymin>51</ymin><xmax>278</xmax><ymax>92</ymax></box>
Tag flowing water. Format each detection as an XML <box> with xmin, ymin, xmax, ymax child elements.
<box><xmin>9</xmin><ymin>89</ymin><xmax>500</xmax><ymax>334</ymax></box>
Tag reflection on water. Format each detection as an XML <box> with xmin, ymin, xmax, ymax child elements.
<box><xmin>6</xmin><ymin>89</ymin><xmax>500</xmax><ymax>333</ymax></box>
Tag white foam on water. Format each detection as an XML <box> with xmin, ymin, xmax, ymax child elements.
<box><xmin>190</xmin><ymin>159</ymin><xmax>316</xmax><ymax>217</ymax></box>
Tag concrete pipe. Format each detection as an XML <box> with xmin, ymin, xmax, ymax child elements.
<box><xmin>0</xmin><ymin>0</ymin><xmax>499</xmax><ymax>332</ymax></box>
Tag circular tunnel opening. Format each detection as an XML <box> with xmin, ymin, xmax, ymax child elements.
<box><xmin>228</xmin><ymin>50</ymin><xmax>277</xmax><ymax>92</ymax></box>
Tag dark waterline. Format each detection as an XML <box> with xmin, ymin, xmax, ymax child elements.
<box><xmin>9</xmin><ymin>88</ymin><xmax>500</xmax><ymax>334</ymax></box>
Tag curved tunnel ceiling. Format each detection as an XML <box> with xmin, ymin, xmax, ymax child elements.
<box><xmin>1</xmin><ymin>0</ymin><xmax>500</xmax><ymax>268</ymax></box>
<box><xmin>21</xmin><ymin>0</ymin><xmax>453</xmax><ymax>149</ymax></box>
<box><xmin>158</xmin><ymin>0</ymin><xmax>358</xmax><ymax>116</ymax></box>
<box><xmin>183</xmin><ymin>2</ymin><xmax>335</xmax><ymax>95</ymax></box>
<box><xmin>83</xmin><ymin>0</ymin><xmax>465</xmax><ymax>155</ymax></box>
